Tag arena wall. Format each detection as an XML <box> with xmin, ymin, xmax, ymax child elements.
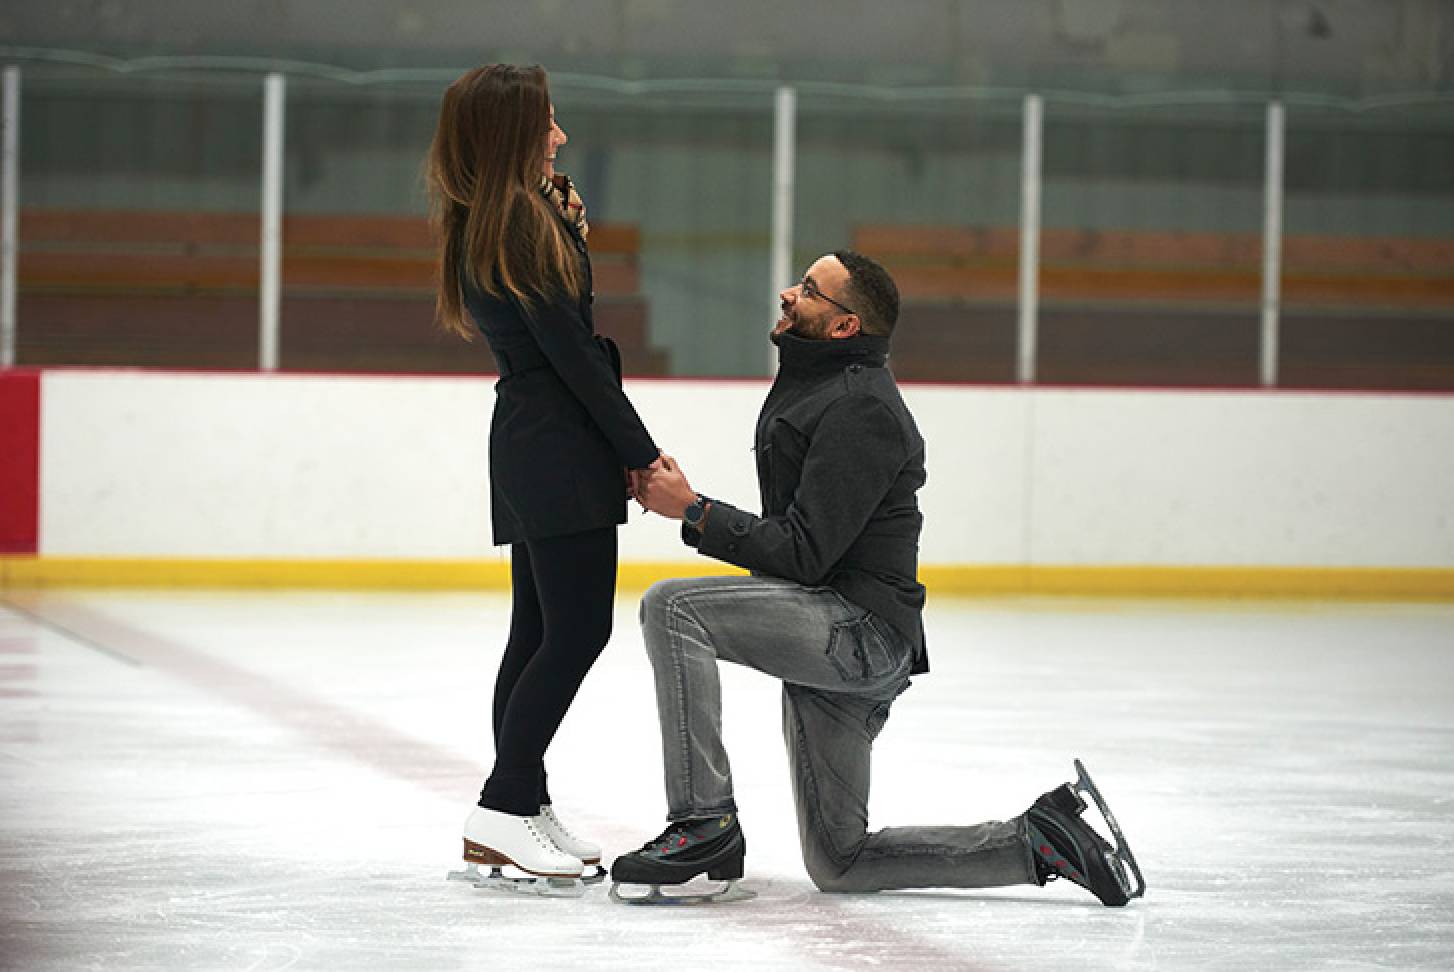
<box><xmin>2</xmin><ymin>369</ymin><xmax>1451</xmax><ymax>597</ymax></box>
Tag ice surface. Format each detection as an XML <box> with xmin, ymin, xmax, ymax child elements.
<box><xmin>2</xmin><ymin>590</ymin><xmax>1452</xmax><ymax>970</ymax></box>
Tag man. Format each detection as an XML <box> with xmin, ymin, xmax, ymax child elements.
<box><xmin>611</xmin><ymin>250</ymin><xmax>1144</xmax><ymax>906</ymax></box>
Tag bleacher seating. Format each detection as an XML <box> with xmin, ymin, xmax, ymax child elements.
<box><xmin>16</xmin><ymin>209</ymin><xmax>670</xmax><ymax>375</ymax></box>
<box><xmin>855</xmin><ymin>225</ymin><xmax>1454</xmax><ymax>388</ymax></box>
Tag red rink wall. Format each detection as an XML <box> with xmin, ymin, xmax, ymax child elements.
<box><xmin>0</xmin><ymin>370</ymin><xmax>40</xmax><ymax>555</ymax></box>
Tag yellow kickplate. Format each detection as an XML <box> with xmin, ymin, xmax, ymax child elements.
<box><xmin>1</xmin><ymin>557</ymin><xmax>1450</xmax><ymax>601</ymax></box>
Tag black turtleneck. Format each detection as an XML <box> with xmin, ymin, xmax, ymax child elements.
<box><xmin>687</xmin><ymin>331</ymin><xmax>930</xmax><ymax>675</ymax></box>
<box><xmin>772</xmin><ymin>330</ymin><xmax>890</xmax><ymax>373</ymax></box>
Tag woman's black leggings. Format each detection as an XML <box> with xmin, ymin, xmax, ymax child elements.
<box><xmin>477</xmin><ymin>526</ymin><xmax>617</xmax><ymax>816</ymax></box>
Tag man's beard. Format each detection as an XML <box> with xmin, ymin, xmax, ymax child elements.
<box><xmin>773</xmin><ymin>309</ymin><xmax>829</xmax><ymax>342</ymax></box>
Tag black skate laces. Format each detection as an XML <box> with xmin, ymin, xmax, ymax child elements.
<box><xmin>643</xmin><ymin>814</ymin><xmax>735</xmax><ymax>854</ymax></box>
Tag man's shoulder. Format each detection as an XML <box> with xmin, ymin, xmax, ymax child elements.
<box><xmin>841</xmin><ymin>366</ymin><xmax>916</xmax><ymax>417</ymax></box>
<box><xmin>838</xmin><ymin>369</ymin><xmax>924</xmax><ymax>455</ymax></box>
<box><xmin>776</xmin><ymin>365</ymin><xmax>914</xmax><ymax>430</ymax></box>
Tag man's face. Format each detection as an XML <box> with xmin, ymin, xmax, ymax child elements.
<box><xmin>774</xmin><ymin>255</ymin><xmax>856</xmax><ymax>341</ymax></box>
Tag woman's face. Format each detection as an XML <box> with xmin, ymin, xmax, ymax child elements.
<box><xmin>543</xmin><ymin>106</ymin><xmax>568</xmax><ymax>179</ymax></box>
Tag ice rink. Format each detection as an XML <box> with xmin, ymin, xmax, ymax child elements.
<box><xmin>2</xmin><ymin>589</ymin><xmax>1451</xmax><ymax>971</ymax></box>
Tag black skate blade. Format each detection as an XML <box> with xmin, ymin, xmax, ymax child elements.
<box><xmin>609</xmin><ymin>878</ymin><xmax>755</xmax><ymax>906</ymax></box>
<box><xmin>1071</xmin><ymin>758</ymin><xmax>1147</xmax><ymax>900</ymax></box>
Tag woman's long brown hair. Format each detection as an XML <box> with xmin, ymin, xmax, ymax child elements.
<box><xmin>427</xmin><ymin>64</ymin><xmax>582</xmax><ymax>338</ymax></box>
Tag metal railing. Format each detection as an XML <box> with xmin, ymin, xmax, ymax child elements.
<box><xmin>2</xmin><ymin>47</ymin><xmax>1452</xmax><ymax>379</ymax></box>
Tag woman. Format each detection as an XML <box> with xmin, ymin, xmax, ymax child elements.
<box><xmin>427</xmin><ymin>64</ymin><xmax>660</xmax><ymax>888</ymax></box>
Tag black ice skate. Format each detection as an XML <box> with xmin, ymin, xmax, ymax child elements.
<box><xmin>1026</xmin><ymin>758</ymin><xmax>1147</xmax><ymax>907</ymax></box>
<box><xmin>608</xmin><ymin>814</ymin><xmax>755</xmax><ymax>904</ymax></box>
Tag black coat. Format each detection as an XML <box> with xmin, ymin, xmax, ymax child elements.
<box><xmin>464</xmin><ymin>221</ymin><xmax>658</xmax><ymax>545</ymax></box>
<box><xmin>685</xmin><ymin>332</ymin><xmax>929</xmax><ymax>674</ymax></box>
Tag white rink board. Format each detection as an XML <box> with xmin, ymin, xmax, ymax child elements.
<box><xmin>40</xmin><ymin>371</ymin><xmax>497</xmax><ymax>559</ymax></box>
<box><xmin>36</xmin><ymin>370</ymin><xmax>1454</xmax><ymax>567</ymax></box>
<box><xmin>1028</xmin><ymin>389</ymin><xmax>1454</xmax><ymax>567</ymax></box>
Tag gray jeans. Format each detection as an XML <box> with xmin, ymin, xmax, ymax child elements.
<box><xmin>640</xmin><ymin>575</ymin><xmax>1037</xmax><ymax>892</ymax></box>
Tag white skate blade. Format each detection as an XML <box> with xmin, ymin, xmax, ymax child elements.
<box><xmin>447</xmin><ymin>862</ymin><xmax>586</xmax><ymax>898</ymax></box>
<box><xmin>447</xmin><ymin>862</ymin><xmax>488</xmax><ymax>885</ymax></box>
<box><xmin>609</xmin><ymin>878</ymin><xmax>755</xmax><ymax>905</ymax></box>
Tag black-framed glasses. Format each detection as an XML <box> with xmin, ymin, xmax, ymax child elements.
<box><xmin>799</xmin><ymin>277</ymin><xmax>856</xmax><ymax>317</ymax></box>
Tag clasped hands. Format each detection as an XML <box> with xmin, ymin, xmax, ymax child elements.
<box><xmin>627</xmin><ymin>454</ymin><xmax>697</xmax><ymax>520</ymax></box>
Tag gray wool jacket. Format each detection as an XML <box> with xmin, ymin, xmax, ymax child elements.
<box><xmin>686</xmin><ymin>331</ymin><xmax>930</xmax><ymax>675</ymax></box>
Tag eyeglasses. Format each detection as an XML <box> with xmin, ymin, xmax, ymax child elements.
<box><xmin>799</xmin><ymin>277</ymin><xmax>856</xmax><ymax>317</ymax></box>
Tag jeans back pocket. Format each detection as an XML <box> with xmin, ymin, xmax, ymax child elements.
<box><xmin>827</xmin><ymin>614</ymin><xmax>897</xmax><ymax>683</ymax></box>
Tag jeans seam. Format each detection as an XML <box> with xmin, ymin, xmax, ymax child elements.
<box><xmin>856</xmin><ymin>833</ymin><xmax>1026</xmax><ymax>862</ymax></box>
<box><xmin>662</xmin><ymin>585</ymin><xmax>749</xmax><ymax>817</ymax></box>
<box><xmin>787</xmin><ymin>690</ymin><xmax>858</xmax><ymax>875</ymax></box>
<box><xmin>662</xmin><ymin>591</ymin><xmax>696</xmax><ymax>819</ymax></box>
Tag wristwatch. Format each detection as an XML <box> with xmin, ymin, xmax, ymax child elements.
<box><xmin>683</xmin><ymin>494</ymin><xmax>711</xmax><ymax>530</ymax></box>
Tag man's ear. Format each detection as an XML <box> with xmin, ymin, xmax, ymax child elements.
<box><xmin>830</xmin><ymin>315</ymin><xmax>861</xmax><ymax>340</ymax></box>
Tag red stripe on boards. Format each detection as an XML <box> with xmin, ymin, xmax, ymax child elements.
<box><xmin>0</xmin><ymin>371</ymin><xmax>41</xmax><ymax>554</ymax></box>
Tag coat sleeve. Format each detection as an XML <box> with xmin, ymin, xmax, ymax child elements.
<box><xmin>690</xmin><ymin>394</ymin><xmax>906</xmax><ymax>584</ymax></box>
<box><xmin>521</xmin><ymin>292</ymin><xmax>660</xmax><ymax>470</ymax></box>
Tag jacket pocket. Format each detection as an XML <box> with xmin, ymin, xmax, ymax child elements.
<box><xmin>755</xmin><ymin>441</ymin><xmax>774</xmax><ymax>492</ymax></box>
<box><xmin>826</xmin><ymin>614</ymin><xmax>897</xmax><ymax>683</ymax></box>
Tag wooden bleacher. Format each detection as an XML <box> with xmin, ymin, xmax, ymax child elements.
<box><xmin>16</xmin><ymin>209</ymin><xmax>670</xmax><ymax>375</ymax></box>
<box><xmin>855</xmin><ymin>225</ymin><xmax>1454</xmax><ymax>389</ymax></box>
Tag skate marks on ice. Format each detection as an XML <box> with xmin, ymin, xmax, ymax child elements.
<box><xmin>1</xmin><ymin>593</ymin><xmax>479</xmax><ymax>801</ymax></box>
<box><xmin>8</xmin><ymin>593</ymin><xmax>1454</xmax><ymax>970</ymax></box>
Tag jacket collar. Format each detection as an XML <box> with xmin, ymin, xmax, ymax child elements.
<box><xmin>773</xmin><ymin>331</ymin><xmax>890</xmax><ymax>379</ymax></box>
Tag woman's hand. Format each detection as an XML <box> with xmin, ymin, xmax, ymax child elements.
<box><xmin>627</xmin><ymin>456</ymin><xmax>666</xmax><ymax>506</ymax></box>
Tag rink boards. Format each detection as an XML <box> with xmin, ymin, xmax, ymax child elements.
<box><xmin>1</xmin><ymin>368</ymin><xmax>1451</xmax><ymax>598</ymax></box>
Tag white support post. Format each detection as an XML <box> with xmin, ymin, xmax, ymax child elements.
<box><xmin>1</xmin><ymin>66</ymin><xmax>19</xmax><ymax>369</ymax></box>
<box><xmin>769</xmin><ymin>84</ymin><xmax>796</xmax><ymax>373</ymax></box>
<box><xmin>259</xmin><ymin>72</ymin><xmax>285</xmax><ymax>372</ymax></box>
<box><xmin>1260</xmin><ymin>100</ymin><xmax>1285</xmax><ymax>388</ymax></box>
<box><xmin>1017</xmin><ymin>93</ymin><xmax>1043</xmax><ymax>385</ymax></box>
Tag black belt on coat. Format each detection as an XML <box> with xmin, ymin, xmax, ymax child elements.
<box><xmin>491</xmin><ymin>336</ymin><xmax>621</xmax><ymax>382</ymax></box>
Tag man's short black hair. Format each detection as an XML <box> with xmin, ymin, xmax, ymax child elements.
<box><xmin>833</xmin><ymin>249</ymin><xmax>900</xmax><ymax>338</ymax></box>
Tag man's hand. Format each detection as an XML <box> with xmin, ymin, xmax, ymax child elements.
<box><xmin>638</xmin><ymin>454</ymin><xmax>699</xmax><ymax>520</ymax></box>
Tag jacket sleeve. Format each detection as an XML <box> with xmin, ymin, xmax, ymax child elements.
<box><xmin>521</xmin><ymin>292</ymin><xmax>659</xmax><ymax>470</ymax></box>
<box><xmin>690</xmin><ymin>394</ymin><xmax>906</xmax><ymax>584</ymax></box>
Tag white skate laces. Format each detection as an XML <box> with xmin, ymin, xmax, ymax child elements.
<box><xmin>535</xmin><ymin>805</ymin><xmax>606</xmax><ymax>883</ymax></box>
<box><xmin>540</xmin><ymin>806</ymin><xmax>577</xmax><ymax>840</ymax></box>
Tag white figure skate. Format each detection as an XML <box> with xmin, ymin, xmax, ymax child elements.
<box><xmin>535</xmin><ymin>805</ymin><xmax>606</xmax><ymax>885</ymax></box>
<box><xmin>447</xmin><ymin>807</ymin><xmax>586</xmax><ymax>898</ymax></box>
